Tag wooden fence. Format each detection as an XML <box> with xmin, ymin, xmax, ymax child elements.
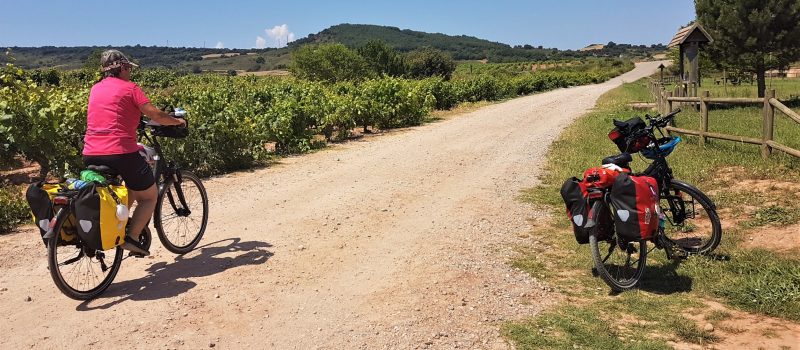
<box><xmin>648</xmin><ymin>80</ymin><xmax>800</xmax><ymax>159</ymax></box>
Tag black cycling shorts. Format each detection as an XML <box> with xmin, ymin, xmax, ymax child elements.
<box><xmin>83</xmin><ymin>152</ymin><xmax>155</xmax><ymax>191</ymax></box>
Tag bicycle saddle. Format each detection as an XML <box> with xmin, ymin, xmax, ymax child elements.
<box><xmin>602</xmin><ymin>153</ymin><xmax>633</xmax><ymax>169</ymax></box>
<box><xmin>87</xmin><ymin>165</ymin><xmax>120</xmax><ymax>177</ymax></box>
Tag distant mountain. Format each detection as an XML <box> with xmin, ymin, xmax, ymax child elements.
<box><xmin>2</xmin><ymin>24</ymin><xmax>666</xmax><ymax>71</ymax></box>
<box><xmin>291</xmin><ymin>24</ymin><xmax>666</xmax><ymax>62</ymax></box>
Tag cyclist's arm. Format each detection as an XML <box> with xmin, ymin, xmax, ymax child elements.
<box><xmin>139</xmin><ymin>103</ymin><xmax>186</xmax><ymax>126</ymax></box>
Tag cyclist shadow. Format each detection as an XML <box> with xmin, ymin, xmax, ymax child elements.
<box><xmin>635</xmin><ymin>260</ymin><xmax>693</xmax><ymax>295</ymax></box>
<box><xmin>76</xmin><ymin>237</ymin><xmax>273</xmax><ymax>311</ymax></box>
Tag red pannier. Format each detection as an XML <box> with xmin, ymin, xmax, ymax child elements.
<box><xmin>560</xmin><ymin>177</ymin><xmax>614</xmax><ymax>244</ymax></box>
<box><xmin>609</xmin><ymin>173</ymin><xmax>660</xmax><ymax>241</ymax></box>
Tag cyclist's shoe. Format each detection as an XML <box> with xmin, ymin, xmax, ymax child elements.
<box><xmin>122</xmin><ymin>235</ymin><xmax>150</xmax><ymax>257</ymax></box>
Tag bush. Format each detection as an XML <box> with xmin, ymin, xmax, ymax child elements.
<box><xmin>290</xmin><ymin>43</ymin><xmax>371</xmax><ymax>83</ymax></box>
<box><xmin>0</xmin><ymin>186</ymin><xmax>28</xmax><ymax>234</ymax></box>
<box><xmin>405</xmin><ymin>48</ymin><xmax>457</xmax><ymax>80</ymax></box>
<box><xmin>357</xmin><ymin>40</ymin><xmax>405</xmax><ymax>77</ymax></box>
<box><xmin>422</xmin><ymin>78</ymin><xmax>459</xmax><ymax>110</ymax></box>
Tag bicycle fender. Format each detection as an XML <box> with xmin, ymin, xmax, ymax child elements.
<box><xmin>43</xmin><ymin>207</ymin><xmax>69</xmax><ymax>240</ymax></box>
<box><xmin>671</xmin><ymin>179</ymin><xmax>716</xmax><ymax>210</ymax></box>
<box><xmin>585</xmin><ymin>200</ymin><xmax>604</xmax><ymax>229</ymax></box>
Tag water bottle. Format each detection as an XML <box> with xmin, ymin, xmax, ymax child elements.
<box><xmin>67</xmin><ymin>179</ymin><xmax>88</xmax><ymax>190</ymax></box>
<box><xmin>80</xmin><ymin>169</ymin><xmax>106</xmax><ymax>183</ymax></box>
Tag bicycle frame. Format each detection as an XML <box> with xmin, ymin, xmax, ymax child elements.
<box><xmin>138</xmin><ymin>128</ymin><xmax>193</xmax><ymax>219</ymax></box>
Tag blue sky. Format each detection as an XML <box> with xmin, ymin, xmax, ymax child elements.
<box><xmin>0</xmin><ymin>0</ymin><xmax>695</xmax><ymax>50</ymax></box>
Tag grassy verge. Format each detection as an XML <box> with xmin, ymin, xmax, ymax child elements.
<box><xmin>505</xmin><ymin>77</ymin><xmax>800</xmax><ymax>348</ymax></box>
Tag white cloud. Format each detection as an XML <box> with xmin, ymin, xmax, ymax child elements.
<box><xmin>215</xmin><ymin>41</ymin><xmax>224</xmax><ymax>49</ymax></box>
<box><xmin>265</xmin><ymin>24</ymin><xmax>296</xmax><ymax>47</ymax></box>
<box><xmin>255</xmin><ymin>36</ymin><xmax>267</xmax><ymax>49</ymax></box>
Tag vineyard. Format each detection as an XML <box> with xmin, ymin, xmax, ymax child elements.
<box><xmin>0</xmin><ymin>57</ymin><xmax>633</xmax><ymax>232</ymax></box>
<box><xmin>453</xmin><ymin>60</ymin><xmax>592</xmax><ymax>78</ymax></box>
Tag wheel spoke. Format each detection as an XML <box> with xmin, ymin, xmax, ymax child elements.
<box><xmin>660</xmin><ymin>182</ymin><xmax>721</xmax><ymax>254</ymax></box>
<box><xmin>156</xmin><ymin>172</ymin><xmax>207</xmax><ymax>252</ymax></box>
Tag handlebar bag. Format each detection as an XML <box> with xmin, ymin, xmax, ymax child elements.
<box><xmin>73</xmin><ymin>183</ymin><xmax>128</xmax><ymax>251</ymax></box>
<box><xmin>25</xmin><ymin>183</ymin><xmax>78</xmax><ymax>246</ymax></box>
<box><xmin>608</xmin><ymin>117</ymin><xmax>651</xmax><ymax>153</ymax></box>
<box><xmin>152</xmin><ymin>125</ymin><xmax>189</xmax><ymax>138</ymax></box>
<box><xmin>609</xmin><ymin>173</ymin><xmax>660</xmax><ymax>241</ymax></box>
<box><xmin>560</xmin><ymin>177</ymin><xmax>614</xmax><ymax>244</ymax></box>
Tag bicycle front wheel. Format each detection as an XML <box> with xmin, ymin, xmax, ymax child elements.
<box><xmin>48</xmin><ymin>212</ymin><xmax>123</xmax><ymax>300</ymax></box>
<box><xmin>660</xmin><ymin>180</ymin><xmax>722</xmax><ymax>255</ymax></box>
<box><xmin>590</xmin><ymin>230</ymin><xmax>647</xmax><ymax>292</ymax></box>
<box><xmin>154</xmin><ymin>170</ymin><xmax>208</xmax><ymax>254</ymax></box>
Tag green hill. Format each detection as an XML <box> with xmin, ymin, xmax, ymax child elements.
<box><xmin>290</xmin><ymin>24</ymin><xmax>666</xmax><ymax>62</ymax></box>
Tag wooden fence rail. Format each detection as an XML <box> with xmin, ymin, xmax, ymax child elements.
<box><xmin>647</xmin><ymin>79</ymin><xmax>800</xmax><ymax>159</ymax></box>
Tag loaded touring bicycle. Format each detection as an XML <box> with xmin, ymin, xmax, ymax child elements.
<box><xmin>27</xmin><ymin>107</ymin><xmax>209</xmax><ymax>300</ymax></box>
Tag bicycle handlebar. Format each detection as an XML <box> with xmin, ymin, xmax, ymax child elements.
<box><xmin>648</xmin><ymin>108</ymin><xmax>680</xmax><ymax>129</ymax></box>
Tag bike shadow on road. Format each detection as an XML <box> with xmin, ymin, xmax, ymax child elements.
<box><xmin>76</xmin><ymin>237</ymin><xmax>273</xmax><ymax>311</ymax></box>
<box><xmin>635</xmin><ymin>260</ymin><xmax>693</xmax><ymax>295</ymax></box>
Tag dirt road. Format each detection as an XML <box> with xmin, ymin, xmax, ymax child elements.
<box><xmin>0</xmin><ymin>62</ymin><xmax>663</xmax><ymax>349</ymax></box>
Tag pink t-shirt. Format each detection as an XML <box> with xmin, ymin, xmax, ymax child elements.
<box><xmin>83</xmin><ymin>77</ymin><xmax>150</xmax><ymax>155</ymax></box>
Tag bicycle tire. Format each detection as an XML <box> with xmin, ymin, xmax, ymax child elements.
<box><xmin>589</xmin><ymin>229</ymin><xmax>647</xmax><ymax>292</ymax></box>
<box><xmin>661</xmin><ymin>180</ymin><xmax>722</xmax><ymax>255</ymax></box>
<box><xmin>47</xmin><ymin>213</ymin><xmax>123</xmax><ymax>300</ymax></box>
<box><xmin>154</xmin><ymin>170</ymin><xmax>208</xmax><ymax>254</ymax></box>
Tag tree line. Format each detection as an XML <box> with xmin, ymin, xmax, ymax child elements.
<box><xmin>290</xmin><ymin>41</ymin><xmax>458</xmax><ymax>83</ymax></box>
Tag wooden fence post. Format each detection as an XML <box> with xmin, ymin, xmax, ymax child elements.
<box><xmin>666</xmin><ymin>91</ymin><xmax>673</xmax><ymax>114</ymax></box>
<box><xmin>700</xmin><ymin>91</ymin><xmax>709</xmax><ymax>146</ymax></box>
<box><xmin>762</xmin><ymin>89</ymin><xmax>776</xmax><ymax>158</ymax></box>
<box><xmin>673</xmin><ymin>86</ymin><xmax>680</xmax><ymax>108</ymax></box>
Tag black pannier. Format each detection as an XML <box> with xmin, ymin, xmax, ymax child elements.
<box><xmin>560</xmin><ymin>177</ymin><xmax>613</xmax><ymax>244</ymax></box>
<box><xmin>25</xmin><ymin>183</ymin><xmax>78</xmax><ymax>246</ymax></box>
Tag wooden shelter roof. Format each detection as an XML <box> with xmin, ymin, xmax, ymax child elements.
<box><xmin>667</xmin><ymin>23</ymin><xmax>713</xmax><ymax>48</ymax></box>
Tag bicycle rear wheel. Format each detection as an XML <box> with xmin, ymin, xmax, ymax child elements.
<box><xmin>47</xmin><ymin>212</ymin><xmax>123</xmax><ymax>300</ymax></box>
<box><xmin>660</xmin><ymin>180</ymin><xmax>721</xmax><ymax>255</ymax></box>
<box><xmin>590</xmin><ymin>230</ymin><xmax>647</xmax><ymax>292</ymax></box>
<box><xmin>154</xmin><ymin>170</ymin><xmax>208</xmax><ymax>254</ymax></box>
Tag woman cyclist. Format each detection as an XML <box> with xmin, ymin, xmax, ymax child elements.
<box><xmin>82</xmin><ymin>50</ymin><xmax>185</xmax><ymax>256</ymax></box>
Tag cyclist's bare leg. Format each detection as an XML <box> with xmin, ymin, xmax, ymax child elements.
<box><xmin>128</xmin><ymin>184</ymin><xmax>157</xmax><ymax>240</ymax></box>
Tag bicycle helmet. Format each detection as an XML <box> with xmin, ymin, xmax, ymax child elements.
<box><xmin>641</xmin><ymin>136</ymin><xmax>681</xmax><ymax>159</ymax></box>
